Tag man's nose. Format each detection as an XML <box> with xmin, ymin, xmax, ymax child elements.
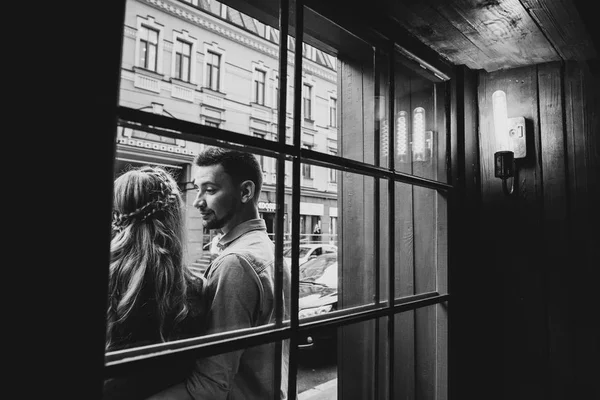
<box><xmin>193</xmin><ymin>194</ymin><xmax>206</xmax><ymax>209</ymax></box>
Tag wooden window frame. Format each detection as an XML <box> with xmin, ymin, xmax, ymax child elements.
<box><xmin>103</xmin><ymin>1</ymin><xmax>454</xmax><ymax>399</ymax></box>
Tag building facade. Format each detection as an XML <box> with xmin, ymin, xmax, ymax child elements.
<box><xmin>115</xmin><ymin>0</ymin><xmax>340</xmax><ymax>265</ymax></box>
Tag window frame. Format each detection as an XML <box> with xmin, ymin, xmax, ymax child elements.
<box><xmin>329</xmin><ymin>96</ymin><xmax>337</xmax><ymax>128</ymax></box>
<box><xmin>252</xmin><ymin>65</ymin><xmax>268</xmax><ymax>106</ymax></box>
<box><xmin>171</xmin><ymin>30</ymin><xmax>197</xmax><ymax>84</ymax></box>
<box><xmin>203</xmin><ymin>45</ymin><xmax>224</xmax><ymax>92</ymax></box>
<box><xmin>302</xmin><ymin>82</ymin><xmax>313</xmax><ymax>121</ymax></box>
<box><xmin>104</xmin><ymin>2</ymin><xmax>455</xmax><ymax>399</ymax></box>
<box><xmin>135</xmin><ymin>16</ymin><xmax>164</xmax><ymax>74</ymax></box>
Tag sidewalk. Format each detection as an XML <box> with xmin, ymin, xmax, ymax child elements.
<box><xmin>298</xmin><ymin>378</ymin><xmax>337</xmax><ymax>400</ymax></box>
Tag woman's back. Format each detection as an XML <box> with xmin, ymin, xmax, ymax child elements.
<box><xmin>103</xmin><ymin>276</ymin><xmax>207</xmax><ymax>400</ymax></box>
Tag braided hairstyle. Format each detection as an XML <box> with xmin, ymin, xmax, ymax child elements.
<box><xmin>106</xmin><ymin>166</ymin><xmax>202</xmax><ymax>351</ymax></box>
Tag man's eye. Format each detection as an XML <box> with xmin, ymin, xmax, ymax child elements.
<box><xmin>205</xmin><ymin>188</ymin><xmax>216</xmax><ymax>194</ymax></box>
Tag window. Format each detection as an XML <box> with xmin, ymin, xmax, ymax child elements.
<box><xmin>329</xmin><ymin>97</ymin><xmax>337</xmax><ymax>127</ymax></box>
<box><xmin>301</xmin><ymin>145</ymin><xmax>312</xmax><ymax>179</ymax></box>
<box><xmin>303</xmin><ymin>83</ymin><xmax>312</xmax><ymax>120</ymax></box>
<box><xmin>274</xmin><ymin>74</ymin><xmax>279</xmax><ymax>108</ymax></box>
<box><xmin>174</xmin><ymin>39</ymin><xmax>192</xmax><ymax>82</ymax></box>
<box><xmin>106</xmin><ymin>2</ymin><xmax>452</xmax><ymax>399</ymax></box>
<box><xmin>206</xmin><ymin>51</ymin><xmax>220</xmax><ymax>91</ymax></box>
<box><xmin>254</xmin><ymin>69</ymin><xmax>266</xmax><ymax>105</ymax></box>
<box><xmin>139</xmin><ymin>26</ymin><xmax>159</xmax><ymax>71</ymax></box>
<box><xmin>329</xmin><ymin>150</ymin><xmax>337</xmax><ymax>183</ymax></box>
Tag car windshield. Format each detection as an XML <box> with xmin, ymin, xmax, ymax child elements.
<box><xmin>283</xmin><ymin>246</ymin><xmax>312</xmax><ymax>258</ymax></box>
<box><xmin>299</xmin><ymin>254</ymin><xmax>337</xmax><ymax>282</ymax></box>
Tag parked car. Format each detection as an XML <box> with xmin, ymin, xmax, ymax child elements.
<box><xmin>297</xmin><ymin>253</ymin><xmax>338</xmax><ymax>352</ymax></box>
<box><xmin>283</xmin><ymin>243</ymin><xmax>337</xmax><ymax>268</ymax></box>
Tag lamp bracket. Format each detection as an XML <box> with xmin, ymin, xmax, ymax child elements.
<box><xmin>508</xmin><ymin>117</ymin><xmax>526</xmax><ymax>159</ymax></box>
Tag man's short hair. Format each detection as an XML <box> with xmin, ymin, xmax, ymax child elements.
<box><xmin>194</xmin><ymin>146</ymin><xmax>263</xmax><ymax>201</ymax></box>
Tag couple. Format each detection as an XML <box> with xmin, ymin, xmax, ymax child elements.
<box><xmin>104</xmin><ymin>147</ymin><xmax>291</xmax><ymax>399</ymax></box>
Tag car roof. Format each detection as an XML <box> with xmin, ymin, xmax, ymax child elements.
<box><xmin>299</xmin><ymin>243</ymin><xmax>336</xmax><ymax>249</ymax></box>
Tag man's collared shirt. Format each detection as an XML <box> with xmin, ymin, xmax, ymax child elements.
<box><xmin>186</xmin><ymin>219</ymin><xmax>291</xmax><ymax>400</ymax></box>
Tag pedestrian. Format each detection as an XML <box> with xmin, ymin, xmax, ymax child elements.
<box><xmin>147</xmin><ymin>146</ymin><xmax>291</xmax><ymax>400</ymax></box>
<box><xmin>312</xmin><ymin>222</ymin><xmax>321</xmax><ymax>243</ymax></box>
<box><xmin>103</xmin><ymin>166</ymin><xmax>208</xmax><ymax>400</ymax></box>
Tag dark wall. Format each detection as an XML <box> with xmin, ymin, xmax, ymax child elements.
<box><xmin>454</xmin><ymin>60</ymin><xmax>599</xmax><ymax>400</ymax></box>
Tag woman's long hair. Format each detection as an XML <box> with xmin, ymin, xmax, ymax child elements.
<box><xmin>106</xmin><ymin>166</ymin><xmax>198</xmax><ymax>351</ymax></box>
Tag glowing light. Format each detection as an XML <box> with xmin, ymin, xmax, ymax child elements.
<box><xmin>492</xmin><ymin>90</ymin><xmax>509</xmax><ymax>151</ymax></box>
<box><xmin>413</xmin><ymin>107</ymin><xmax>426</xmax><ymax>161</ymax></box>
<box><xmin>397</xmin><ymin>111</ymin><xmax>408</xmax><ymax>161</ymax></box>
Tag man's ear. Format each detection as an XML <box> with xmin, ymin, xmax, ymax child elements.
<box><xmin>239</xmin><ymin>180</ymin><xmax>256</xmax><ymax>204</ymax></box>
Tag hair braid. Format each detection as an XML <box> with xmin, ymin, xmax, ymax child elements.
<box><xmin>111</xmin><ymin>168</ymin><xmax>180</xmax><ymax>231</ymax></box>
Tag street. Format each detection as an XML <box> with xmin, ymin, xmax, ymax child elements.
<box><xmin>297</xmin><ymin>347</ymin><xmax>337</xmax><ymax>398</ymax></box>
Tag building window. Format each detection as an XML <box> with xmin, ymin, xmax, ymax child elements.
<box><xmin>254</xmin><ymin>69</ymin><xmax>266</xmax><ymax>105</ymax></box>
<box><xmin>302</xmin><ymin>144</ymin><xmax>312</xmax><ymax>179</ymax></box>
<box><xmin>329</xmin><ymin>150</ymin><xmax>337</xmax><ymax>182</ymax></box>
<box><xmin>303</xmin><ymin>83</ymin><xmax>312</xmax><ymax>120</ymax></box>
<box><xmin>329</xmin><ymin>97</ymin><xmax>337</xmax><ymax>127</ymax></box>
<box><xmin>174</xmin><ymin>39</ymin><xmax>192</xmax><ymax>82</ymax></box>
<box><xmin>139</xmin><ymin>26</ymin><xmax>159</xmax><ymax>71</ymax></box>
<box><xmin>204</xmin><ymin>120</ymin><xmax>219</xmax><ymax>128</ymax></box>
<box><xmin>274</xmin><ymin>74</ymin><xmax>279</xmax><ymax>108</ymax></box>
<box><xmin>206</xmin><ymin>51</ymin><xmax>221</xmax><ymax>91</ymax></box>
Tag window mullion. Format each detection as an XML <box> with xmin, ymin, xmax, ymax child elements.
<box><xmin>288</xmin><ymin>0</ymin><xmax>304</xmax><ymax>398</ymax></box>
<box><xmin>274</xmin><ymin>0</ymin><xmax>290</xmax><ymax>398</ymax></box>
<box><xmin>387</xmin><ymin>42</ymin><xmax>396</xmax><ymax>400</ymax></box>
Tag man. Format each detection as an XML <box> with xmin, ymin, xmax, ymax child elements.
<box><xmin>148</xmin><ymin>146</ymin><xmax>290</xmax><ymax>399</ymax></box>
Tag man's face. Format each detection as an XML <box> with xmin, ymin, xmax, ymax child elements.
<box><xmin>192</xmin><ymin>164</ymin><xmax>241</xmax><ymax>231</ymax></box>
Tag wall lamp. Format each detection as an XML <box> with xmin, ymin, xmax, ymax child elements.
<box><xmin>492</xmin><ymin>90</ymin><xmax>526</xmax><ymax>196</ymax></box>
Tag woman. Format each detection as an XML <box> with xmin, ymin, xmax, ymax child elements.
<box><xmin>104</xmin><ymin>166</ymin><xmax>207</xmax><ymax>399</ymax></box>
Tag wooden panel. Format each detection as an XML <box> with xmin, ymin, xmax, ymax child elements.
<box><xmin>478</xmin><ymin>66</ymin><xmax>549</xmax><ymax>399</ymax></box>
<box><xmin>339</xmin><ymin>55</ymin><xmax>378</xmax><ymax>399</ymax></box>
<box><xmin>520</xmin><ymin>0</ymin><xmax>598</xmax><ymax>61</ymax></box>
<box><xmin>537</xmin><ymin>61</ymin><xmax>572</xmax><ymax>400</ymax></box>
<box><xmin>393</xmin><ymin>60</ymin><xmax>416</xmax><ymax>400</ymax></box>
<box><xmin>563</xmin><ymin>61</ymin><xmax>600</xmax><ymax>398</ymax></box>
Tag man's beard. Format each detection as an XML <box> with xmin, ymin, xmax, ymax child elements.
<box><xmin>201</xmin><ymin>199</ymin><xmax>239</xmax><ymax>230</ymax></box>
<box><xmin>202</xmin><ymin>213</ymin><xmax>227</xmax><ymax>230</ymax></box>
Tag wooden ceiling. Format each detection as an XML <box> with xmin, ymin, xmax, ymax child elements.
<box><xmin>378</xmin><ymin>0</ymin><xmax>598</xmax><ymax>72</ymax></box>
<box><xmin>240</xmin><ymin>0</ymin><xmax>598</xmax><ymax>72</ymax></box>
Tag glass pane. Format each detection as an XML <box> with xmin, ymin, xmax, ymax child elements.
<box><xmin>394</xmin><ymin>183</ymin><xmax>447</xmax><ymax>298</ymax></box>
<box><xmin>104</xmin><ymin>341</ymin><xmax>288</xmax><ymax>398</ymax></box>
<box><xmin>394</xmin><ymin>58</ymin><xmax>448</xmax><ymax>183</ymax></box>
<box><xmin>118</xmin><ymin>0</ymin><xmax>281</xmax><ymax>138</ymax></box>
<box><xmin>297</xmin><ymin>166</ymin><xmax>387</xmax><ymax>316</ymax></box>
<box><xmin>297</xmin><ymin>324</ymin><xmax>338</xmax><ymax>398</ymax></box>
<box><xmin>334</xmin><ymin>317</ymin><xmax>388</xmax><ymax>400</ymax></box>
<box><xmin>302</xmin><ymin>6</ymin><xmax>383</xmax><ymax>166</ymax></box>
<box><xmin>394</xmin><ymin>303</ymin><xmax>448</xmax><ymax>400</ymax></box>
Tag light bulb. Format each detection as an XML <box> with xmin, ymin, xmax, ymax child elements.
<box><xmin>397</xmin><ymin>111</ymin><xmax>408</xmax><ymax>161</ymax></box>
<box><xmin>492</xmin><ymin>90</ymin><xmax>509</xmax><ymax>151</ymax></box>
<box><xmin>413</xmin><ymin>107</ymin><xmax>426</xmax><ymax>161</ymax></box>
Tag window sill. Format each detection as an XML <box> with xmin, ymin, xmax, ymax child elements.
<box><xmin>133</xmin><ymin>66</ymin><xmax>164</xmax><ymax>79</ymax></box>
<box><xmin>201</xmin><ymin>87</ymin><xmax>226</xmax><ymax>97</ymax></box>
<box><xmin>170</xmin><ymin>78</ymin><xmax>197</xmax><ymax>89</ymax></box>
<box><xmin>250</xmin><ymin>102</ymin><xmax>270</xmax><ymax>110</ymax></box>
